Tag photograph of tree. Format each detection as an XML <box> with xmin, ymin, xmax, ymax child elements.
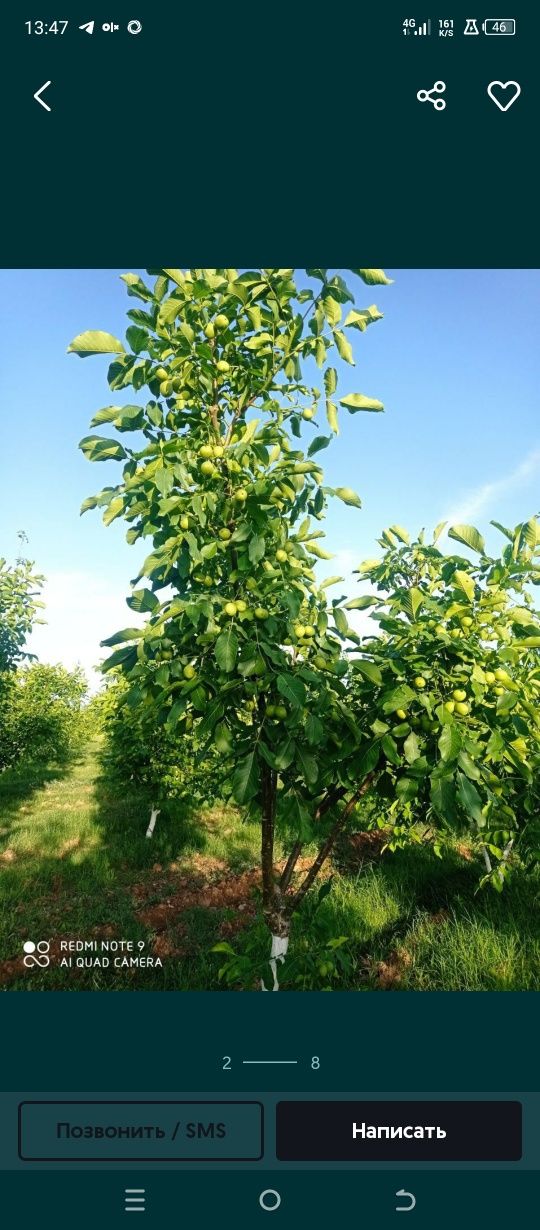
<box><xmin>1</xmin><ymin>268</ymin><xmax>539</xmax><ymax>991</ymax></box>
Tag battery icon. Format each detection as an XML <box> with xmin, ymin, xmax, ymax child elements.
<box><xmin>483</xmin><ymin>18</ymin><xmax>516</xmax><ymax>35</ymax></box>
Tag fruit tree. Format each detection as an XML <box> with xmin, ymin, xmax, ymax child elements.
<box><xmin>70</xmin><ymin>267</ymin><xmax>391</xmax><ymax>978</ymax></box>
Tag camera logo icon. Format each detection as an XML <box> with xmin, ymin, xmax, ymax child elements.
<box><xmin>23</xmin><ymin>940</ymin><xmax>51</xmax><ymax>969</ymax></box>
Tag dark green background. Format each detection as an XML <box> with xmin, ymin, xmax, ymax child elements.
<box><xmin>2</xmin><ymin>4</ymin><xmax>538</xmax><ymax>266</ymax></box>
<box><xmin>3</xmin><ymin>992</ymin><xmax>539</xmax><ymax>1091</ymax></box>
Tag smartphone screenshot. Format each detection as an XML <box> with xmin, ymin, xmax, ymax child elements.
<box><xmin>1</xmin><ymin>6</ymin><xmax>539</xmax><ymax>1226</ymax></box>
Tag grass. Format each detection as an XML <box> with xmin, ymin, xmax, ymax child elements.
<box><xmin>1</xmin><ymin>744</ymin><xmax>540</xmax><ymax>991</ymax></box>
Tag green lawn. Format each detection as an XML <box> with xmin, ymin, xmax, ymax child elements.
<box><xmin>1</xmin><ymin>745</ymin><xmax>539</xmax><ymax>991</ymax></box>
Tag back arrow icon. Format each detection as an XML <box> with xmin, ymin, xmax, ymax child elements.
<box><xmin>34</xmin><ymin>81</ymin><xmax>52</xmax><ymax>111</ymax></box>
<box><xmin>395</xmin><ymin>1189</ymin><xmax>416</xmax><ymax>1212</ymax></box>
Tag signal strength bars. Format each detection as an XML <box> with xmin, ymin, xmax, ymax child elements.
<box><xmin>125</xmin><ymin>1189</ymin><xmax>146</xmax><ymax>1213</ymax></box>
<box><xmin>414</xmin><ymin>19</ymin><xmax>431</xmax><ymax>35</ymax></box>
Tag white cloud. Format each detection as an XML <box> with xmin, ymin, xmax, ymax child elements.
<box><xmin>441</xmin><ymin>447</ymin><xmax>540</xmax><ymax>526</ymax></box>
<box><xmin>26</xmin><ymin>570</ymin><xmax>142</xmax><ymax>693</ymax></box>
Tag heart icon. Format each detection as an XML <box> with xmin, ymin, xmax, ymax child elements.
<box><xmin>487</xmin><ymin>80</ymin><xmax>521</xmax><ymax>111</ymax></box>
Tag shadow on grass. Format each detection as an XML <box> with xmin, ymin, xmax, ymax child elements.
<box><xmin>0</xmin><ymin>757</ymin><xmax>71</xmax><ymax>834</ymax></box>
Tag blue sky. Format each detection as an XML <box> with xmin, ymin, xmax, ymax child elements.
<box><xmin>1</xmin><ymin>268</ymin><xmax>538</xmax><ymax>688</ymax></box>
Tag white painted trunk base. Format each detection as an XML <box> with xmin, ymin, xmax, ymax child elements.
<box><xmin>261</xmin><ymin>934</ymin><xmax>289</xmax><ymax>992</ymax></box>
<box><xmin>146</xmin><ymin>807</ymin><xmax>160</xmax><ymax>838</ymax></box>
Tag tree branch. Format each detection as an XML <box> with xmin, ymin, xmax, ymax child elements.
<box><xmin>289</xmin><ymin>773</ymin><xmax>376</xmax><ymax>912</ymax></box>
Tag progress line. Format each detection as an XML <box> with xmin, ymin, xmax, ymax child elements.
<box><xmin>242</xmin><ymin>1059</ymin><xmax>298</xmax><ymax>1064</ymax></box>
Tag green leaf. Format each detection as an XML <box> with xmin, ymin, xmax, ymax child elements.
<box><xmin>432</xmin><ymin>521</ymin><xmax>447</xmax><ymax>544</ymax></box>
<box><xmin>274</xmin><ymin>739</ymin><xmax>295</xmax><ymax>770</ymax></box>
<box><xmin>456</xmin><ymin>771</ymin><xmax>484</xmax><ymax>824</ymax></box>
<box><xmin>403</xmin><ymin>587</ymin><xmax>423</xmax><ymax>620</ymax></box>
<box><xmin>248</xmin><ymin>534</ymin><xmax>265</xmax><ymax>565</ymax></box>
<box><xmin>438</xmin><ymin>723</ymin><xmax>461</xmax><ymax>762</ymax></box>
<box><xmin>277</xmin><ymin>673</ymin><xmax>306</xmax><ymax>708</ymax></box>
<box><xmin>334</xmin><ymin>607</ymin><xmax>351</xmax><ymax>637</ymax></box>
<box><xmin>100</xmin><ymin>627</ymin><xmax>141</xmax><ymax>648</ymax></box>
<box><xmin>334</xmin><ymin>486</ymin><xmax>362</xmax><ymax>509</ymax></box>
<box><xmin>298</xmin><ymin>745</ymin><xmax>319</xmax><ymax>786</ymax></box>
<box><xmin>79</xmin><ymin>435</ymin><xmax>128</xmax><ymax>462</ymax></box>
<box><xmin>127</xmin><ymin>588</ymin><xmax>159</xmax><ymax>613</ymax></box>
<box><xmin>308</xmin><ymin>435</ymin><xmax>332</xmax><ymax>457</ymax></box>
<box><xmin>382</xmin><ymin>683</ymin><xmax>416</xmax><ymax>713</ymax></box>
<box><xmin>396</xmin><ymin>775</ymin><xmax>419</xmax><ymax>802</ymax></box>
<box><xmin>356</xmin><ymin>740</ymin><xmax>380</xmax><ymax>779</ymax></box>
<box><xmin>343</xmin><ymin>305</ymin><xmax>383</xmax><ymax>331</ymax></box>
<box><xmin>403</xmin><ymin>731</ymin><xmax>421</xmax><ymax>763</ymax></box>
<box><xmin>344</xmin><ymin>595</ymin><xmax>378</xmax><ymax>611</ymax></box>
<box><xmin>215</xmin><ymin>629</ymin><xmax>238</xmax><ymax>673</ymax></box>
<box><xmin>352</xmin><ymin>659</ymin><xmax>383</xmax><ymax>685</ymax></box>
<box><xmin>454</xmin><ymin>569</ymin><xmax>475</xmax><ymax>602</ymax></box>
<box><xmin>333</xmin><ymin>329</ymin><xmax>354</xmax><ymax>364</ymax></box>
<box><xmin>388</xmin><ymin>524</ymin><xmax>410</xmax><ymax>544</ymax></box>
<box><xmin>232</xmin><ymin>751</ymin><xmax>259</xmax><ymax>805</ymax></box>
<box><xmin>101</xmin><ymin>644</ymin><xmax>137</xmax><ymax>672</ymax></box>
<box><xmin>339</xmin><ymin>393</ymin><xmax>384</xmax><ymax>413</ymax></box>
<box><xmin>326</xmin><ymin>400</ymin><xmax>339</xmax><ymax>434</ymax></box>
<box><xmin>490</xmin><ymin>519</ymin><xmax>513</xmax><ymax>543</ymax></box>
<box><xmin>430</xmin><ymin>772</ymin><xmax>457</xmax><ymax>823</ymax></box>
<box><xmin>68</xmin><ymin>330</ymin><xmax>125</xmax><ymax>358</ymax></box>
<box><xmin>496</xmin><ymin>690</ymin><xmax>518</xmax><ymax>714</ymax></box>
<box><xmin>381</xmin><ymin>734</ymin><xmax>401</xmax><ymax>766</ymax></box>
<box><xmin>306</xmin><ymin>542</ymin><xmax>334</xmax><ymax>560</ymax></box>
<box><xmin>457</xmin><ymin>749</ymin><xmax>482</xmax><ymax>781</ymax></box>
<box><xmin>448</xmin><ymin>524</ymin><xmax>486</xmax><ymax>555</ymax></box>
<box><xmin>322</xmin><ymin>295</ymin><xmax>341</xmax><ymax>326</ymax></box>
<box><xmin>352</xmin><ymin>269</ymin><xmax>393</xmax><ymax>285</ymax></box>
<box><xmin>324</xmin><ymin>367</ymin><xmax>337</xmax><ymax>396</ymax></box>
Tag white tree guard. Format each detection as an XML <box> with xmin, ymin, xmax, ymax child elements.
<box><xmin>261</xmin><ymin>934</ymin><xmax>289</xmax><ymax>992</ymax></box>
<box><xmin>146</xmin><ymin>807</ymin><xmax>160</xmax><ymax>838</ymax></box>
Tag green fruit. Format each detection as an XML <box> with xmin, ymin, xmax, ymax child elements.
<box><xmin>154</xmin><ymin>366</ymin><xmax>168</xmax><ymax>380</ymax></box>
<box><xmin>461</xmin><ymin>616</ymin><xmax>473</xmax><ymax>628</ymax></box>
<box><xmin>275</xmin><ymin>705</ymin><xmax>287</xmax><ymax>720</ymax></box>
<box><xmin>302</xmin><ymin>408</ymin><xmax>315</xmax><ymax>420</ymax></box>
<box><xmin>215</xmin><ymin>314</ymin><xmax>228</xmax><ymax>329</ymax></box>
<box><xmin>414</xmin><ymin>676</ymin><xmax>426</xmax><ymax>689</ymax></box>
<box><xmin>159</xmin><ymin>380</ymin><xmax>172</xmax><ymax>396</ymax></box>
<box><xmin>227</xmin><ymin>459</ymin><xmax>242</xmax><ymax>474</ymax></box>
<box><xmin>199</xmin><ymin>444</ymin><xmax>214</xmax><ymax>459</ymax></box>
<box><xmin>455</xmin><ymin>701</ymin><xmax>470</xmax><ymax>716</ymax></box>
<box><xmin>452</xmin><ymin>689</ymin><xmax>467</xmax><ymax>702</ymax></box>
<box><xmin>219</xmin><ymin>527</ymin><xmax>231</xmax><ymax>541</ymax></box>
<box><xmin>234</xmin><ymin>488</ymin><xmax>248</xmax><ymax>503</ymax></box>
<box><xmin>435</xmin><ymin>624</ymin><xmax>446</xmax><ymax>636</ymax></box>
<box><xmin>213</xmin><ymin>444</ymin><xmax>224</xmax><ymax>459</ymax></box>
<box><xmin>395</xmin><ymin>709</ymin><xmax>407</xmax><ymax>720</ymax></box>
<box><xmin>246</xmin><ymin>577</ymin><xmax>258</xmax><ymax>592</ymax></box>
<box><xmin>203</xmin><ymin>575</ymin><xmax>213</xmax><ymax>588</ymax></box>
<box><xmin>200</xmin><ymin>459</ymin><xmax>214</xmax><ymax>476</ymax></box>
<box><xmin>485</xmin><ymin>671</ymin><xmax>496</xmax><ymax>685</ymax></box>
<box><xmin>180</xmin><ymin>515</ymin><xmax>189</xmax><ymax>531</ymax></box>
<box><xmin>313</xmin><ymin>655</ymin><xmax>327</xmax><ymax>670</ymax></box>
<box><xmin>266</xmin><ymin>705</ymin><xmax>276</xmax><ymax>718</ymax></box>
<box><xmin>303</xmin><ymin>625</ymin><xmax>315</xmax><ymax>637</ymax></box>
<box><xmin>494</xmin><ymin>667</ymin><xmax>509</xmax><ymax>682</ymax></box>
<box><xmin>444</xmin><ymin>700</ymin><xmax>455</xmax><ymax>713</ymax></box>
<box><xmin>254</xmin><ymin>607</ymin><xmax>269</xmax><ymax>620</ymax></box>
<box><xmin>294</xmin><ymin>624</ymin><xmax>306</xmax><ymax>638</ymax></box>
<box><xmin>183</xmin><ymin>664</ymin><xmax>196</xmax><ymax>680</ymax></box>
<box><xmin>450</xmin><ymin>628</ymin><xmax>461</xmax><ymax>639</ymax></box>
<box><xmin>172</xmin><ymin>377</ymin><xmax>183</xmax><ymax>392</ymax></box>
<box><xmin>276</xmin><ymin>549</ymin><xmax>288</xmax><ymax>563</ymax></box>
<box><xmin>204</xmin><ymin>322</ymin><xmax>215</xmax><ymax>339</ymax></box>
<box><xmin>235</xmin><ymin>599</ymin><xmax>247</xmax><ymax>612</ymax></box>
<box><xmin>494</xmin><ymin>686</ymin><xmax>505</xmax><ymax>696</ymax></box>
<box><xmin>224</xmin><ymin>602</ymin><xmax>237</xmax><ymax>617</ymax></box>
<box><xmin>216</xmin><ymin>359</ymin><xmax>230</xmax><ymax>373</ymax></box>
